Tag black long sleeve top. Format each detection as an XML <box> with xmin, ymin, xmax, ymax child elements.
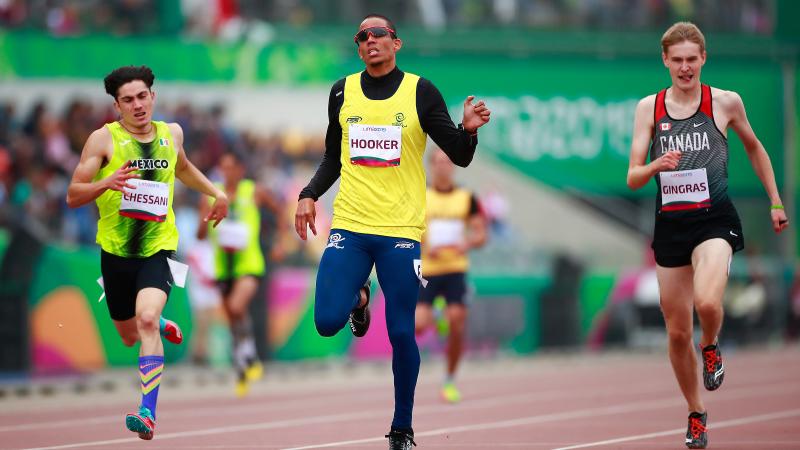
<box><xmin>299</xmin><ymin>67</ymin><xmax>478</xmax><ymax>201</ymax></box>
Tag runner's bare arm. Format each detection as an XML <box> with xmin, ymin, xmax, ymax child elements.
<box><xmin>256</xmin><ymin>184</ymin><xmax>288</xmax><ymax>260</ymax></box>
<box><xmin>627</xmin><ymin>95</ymin><xmax>680</xmax><ymax>190</ymax></box>
<box><xmin>66</xmin><ymin>127</ymin><xmax>138</xmax><ymax>208</ymax></box>
<box><xmin>196</xmin><ymin>195</ymin><xmax>211</xmax><ymax>240</ymax></box>
<box><xmin>724</xmin><ymin>90</ymin><xmax>788</xmax><ymax>232</ymax></box>
<box><xmin>465</xmin><ymin>211</ymin><xmax>488</xmax><ymax>251</ymax></box>
<box><xmin>170</xmin><ymin>123</ymin><xmax>229</xmax><ymax>227</ymax></box>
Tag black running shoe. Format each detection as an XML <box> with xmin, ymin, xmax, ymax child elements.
<box><xmin>701</xmin><ymin>343</ymin><xmax>724</xmax><ymax>391</ymax></box>
<box><xmin>685</xmin><ymin>411</ymin><xmax>707</xmax><ymax>449</ymax></box>
<box><xmin>385</xmin><ymin>428</ymin><xmax>416</xmax><ymax>450</ymax></box>
<box><xmin>349</xmin><ymin>279</ymin><xmax>372</xmax><ymax>337</ymax></box>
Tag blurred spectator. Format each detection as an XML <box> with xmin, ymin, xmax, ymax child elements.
<box><xmin>0</xmin><ymin>146</ymin><xmax>10</xmax><ymax>205</ymax></box>
<box><xmin>480</xmin><ymin>185</ymin><xmax>510</xmax><ymax>241</ymax></box>
<box><xmin>788</xmin><ymin>263</ymin><xmax>800</xmax><ymax>341</ymax></box>
<box><xmin>0</xmin><ymin>0</ymin><xmax>778</xmax><ymax>37</ymax></box>
<box><xmin>0</xmin><ymin>0</ymin><xmax>26</xmax><ymax>28</ymax></box>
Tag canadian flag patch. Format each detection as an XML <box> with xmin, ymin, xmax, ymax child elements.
<box><xmin>660</xmin><ymin>123</ymin><xmax>672</xmax><ymax>131</ymax></box>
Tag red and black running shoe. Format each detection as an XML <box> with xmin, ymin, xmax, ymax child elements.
<box><xmin>349</xmin><ymin>279</ymin><xmax>372</xmax><ymax>337</ymax></box>
<box><xmin>701</xmin><ymin>343</ymin><xmax>724</xmax><ymax>391</ymax></box>
<box><xmin>685</xmin><ymin>411</ymin><xmax>707</xmax><ymax>449</ymax></box>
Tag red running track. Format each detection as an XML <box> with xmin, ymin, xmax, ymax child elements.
<box><xmin>1</xmin><ymin>346</ymin><xmax>799</xmax><ymax>449</ymax></box>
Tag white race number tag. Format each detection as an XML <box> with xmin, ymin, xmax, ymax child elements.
<box><xmin>413</xmin><ymin>259</ymin><xmax>428</xmax><ymax>288</ymax></box>
<box><xmin>348</xmin><ymin>124</ymin><xmax>402</xmax><ymax>167</ymax></box>
<box><xmin>216</xmin><ymin>220</ymin><xmax>250</xmax><ymax>250</ymax></box>
<box><xmin>167</xmin><ymin>258</ymin><xmax>188</xmax><ymax>288</ymax></box>
<box><xmin>120</xmin><ymin>179</ymin><xmax>170</xmax><ymax>222</ymax></box>
<box><xmin>659</xmin><ymin>168</ymin><xmax>710</xmax><ymax>211</ymax></box>
<box><xmin>426</xmin><ymin>219</ymin><xmax>465</xmax><ymax>249</ymax></box>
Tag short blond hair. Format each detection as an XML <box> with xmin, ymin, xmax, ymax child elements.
<box><xmin>661</xmin><ymin>22</ymin><xmax>706</xmax><ymax>54</ymax></box>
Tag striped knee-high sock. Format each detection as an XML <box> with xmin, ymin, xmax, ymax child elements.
<box><xmin>139</xmin><ymin>355</ymin><xmax>164</xmax><ymax>419</ymax></box>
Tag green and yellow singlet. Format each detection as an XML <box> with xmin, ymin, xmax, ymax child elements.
<box><xmin>332</xmin><ymin>71</ymin><xmax>428</xmax><ymax>241</ymax></box>
<box><xmin>208</xmin><ymin>179</ymin><xmax>265</xmax><ymax>279</ymax></box>
<box><xmin>95</xmin><ymin>121</ymin><xmax>178</xmax><ymax>258</ymax></box>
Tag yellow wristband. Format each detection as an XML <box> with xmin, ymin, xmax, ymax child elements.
<box><xmin>771</xmin><ymin>205</ymin><xmax>784</xmax><ymax>210</ymax></box>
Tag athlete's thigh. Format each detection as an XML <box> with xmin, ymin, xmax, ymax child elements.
<box><xmin>415</xmin><ymin>303</ymin><xmax>434</xmax><ymax>332</ymax></box>
<box><xmin>445</xmin><ymin>303</ymin><xmax>467</xmax><ymax>326</ymax></box>
<box><xmin>315</xmin><ymin>230</ymin><xmax>374</xmax><ymax>319</ymax></box>
<box><xmin>656</xmin><ymin>264</ymin><xmax>695</xmax><ymax>330</ymax></box>
<box><xmin>225</xmin><ymin>275</ymin><xmax>260</xmax><ymax>314</ymax></box>
<box><xmin>136</xmin><ymin>288</ymin><xmax>168</xmax><ymax>315</ymax></box>
<box><xmin>374</xmin><ymin>237</ymin><xmax>421</xmax><ymax>323</ymax></box>
<box><xmin>136</xmin><ymin>250</ymin><xmax>173</xmax><ymax>300</ymax></box>
<box><xmin>113</xmin><ymin>317</ymin><xmax>138</xmax><ymax>341</ymax></box>
<box><xmin>691</xmin><ymin>238</ymin><xmax>732</xmax><ymax>305</ymax></box>
<box><xmin>101</xmin><ymin>250</ymin><xmax>138</xmax><ymax>321</ymax></box>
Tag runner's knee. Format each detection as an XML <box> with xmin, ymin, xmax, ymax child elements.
<box><xmin>414</xmin><ymin>308</ymin><xmax>431</xmax><ymax>335</ymax></box>
<box><xmin>449</xmin><ymin>318</ymin><xmax>466</xmax><ymax>336</ymax></box>
<box><xmin>695</xmin><ymin>298</ymin><xmax>721</xmax><ymax>318</ymax></box>
<box><xmin>315</xmin><ymin>314</ymin><xmax>346</xmax><ymax>337</ymax></box>
<box><xmin>447</xmin><ymin>307</ymin><xmax>467</xmax><ymax>332</ymax></box>
<box><xmin>121</xmin><ymin>334</ymin><xmax>138</xmax><ymax>347</ymax></box>
<box><xmin>387</xmin><ymin>325</ymin><xmax>415</xmax><ymax>347</ymax></box>
<box><xmin>667</xmin><ymin>327</ymin><xmax>693</xmax><ymax>346</ymax></box>
<box><xmin>137</xmin><ymin>310</ymin><xmax>160</xmax><ymax>333</ymax></box>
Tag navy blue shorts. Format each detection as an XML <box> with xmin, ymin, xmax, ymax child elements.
<box><xmin>418</xmin><ymin>272</ymin><xmax>468</xmax><ymax>305</ymax></box>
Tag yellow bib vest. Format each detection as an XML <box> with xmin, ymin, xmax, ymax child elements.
<box><xmin>422</xmin><ymin>187</ymin><xmax>473</xmax><ymax>276</ymax></box>
<box><xmin>331</xmin><ymin>71</ymin><xmax>428</xmax><ymax>241</ymax></box>
<box><xmin>95</xmin><ymin>121</ymin><xmax>178</xmax><ymax>257</ymax></box>
<box><xmin>208</xmin><ymin>179</ymin><xmax>265</xmax><ymax>279</ymax></box>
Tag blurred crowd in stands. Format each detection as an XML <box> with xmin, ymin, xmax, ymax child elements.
<box><xmin>0</xmin><ymin>0</ymin><xmax>776</xmax><ymax>37</ymax></box>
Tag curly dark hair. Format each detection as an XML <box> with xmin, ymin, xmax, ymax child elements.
<box><xmin>103</xmin><ymin>65</ymin><xmax>155</xmax><ymax>99</ymax></box>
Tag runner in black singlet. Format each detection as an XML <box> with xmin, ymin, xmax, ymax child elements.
<box><xmin>627</xmin><ymin>23</ymin><xmax>788</xmax><ymax>449</ymax></box>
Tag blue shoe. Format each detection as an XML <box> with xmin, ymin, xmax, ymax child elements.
<box><xmin>126</xmin><ymin>405</ymin><xmax>155</xmax><ymax>440</ymax></box>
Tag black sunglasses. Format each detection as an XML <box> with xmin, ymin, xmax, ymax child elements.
<box><xmin>353</xmin><ymin>26</ymin><xmax>396</xmax><ymax>44</ymax></box>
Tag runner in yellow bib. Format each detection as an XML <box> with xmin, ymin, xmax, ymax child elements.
<box><xmin>295</xmin><ymin>14</ymin><xmax>490</xmax><ymax>450</ymax></box>
<box><xmin>415</xmin><ymin>148</ymin><xmax>487</xmax><ymax>404</ymax></box>
<box><xmin>66</xmin><ymin>66</ymin><xmax>228</xmax><ymax>440</ymax></box>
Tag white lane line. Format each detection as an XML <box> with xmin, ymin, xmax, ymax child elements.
<box><xmin>19</xmin><ymin>381</ymin><xmax>800</xmax><ymax>450</ymax></box>
<box><xmin>0</xmin><ymin>368</ymin><xmax>678</xmax><ymax>434</ymax></box>
<box><xmin>15</xmin><ymin>385</ymin><xmax>636</xmax><ymax>450</ymax></box>
<box><xmin>280</xmin><ymin>382</ymin><xmax>800</xmax><ymax>450</ymax></box>
<box><xmin>20</xmin><ymin>410</ymin><xmax>382</xmax><ymax>450</ymax></box>
<box><xmin>552</xmin><ymin>408</ymin><xmax>800</xmax><ymax>449</ymax></box>
<box><xmin>3</xmin><ymin>363</ymin><xmax>539</xmax><ymax>433</ymax></box>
